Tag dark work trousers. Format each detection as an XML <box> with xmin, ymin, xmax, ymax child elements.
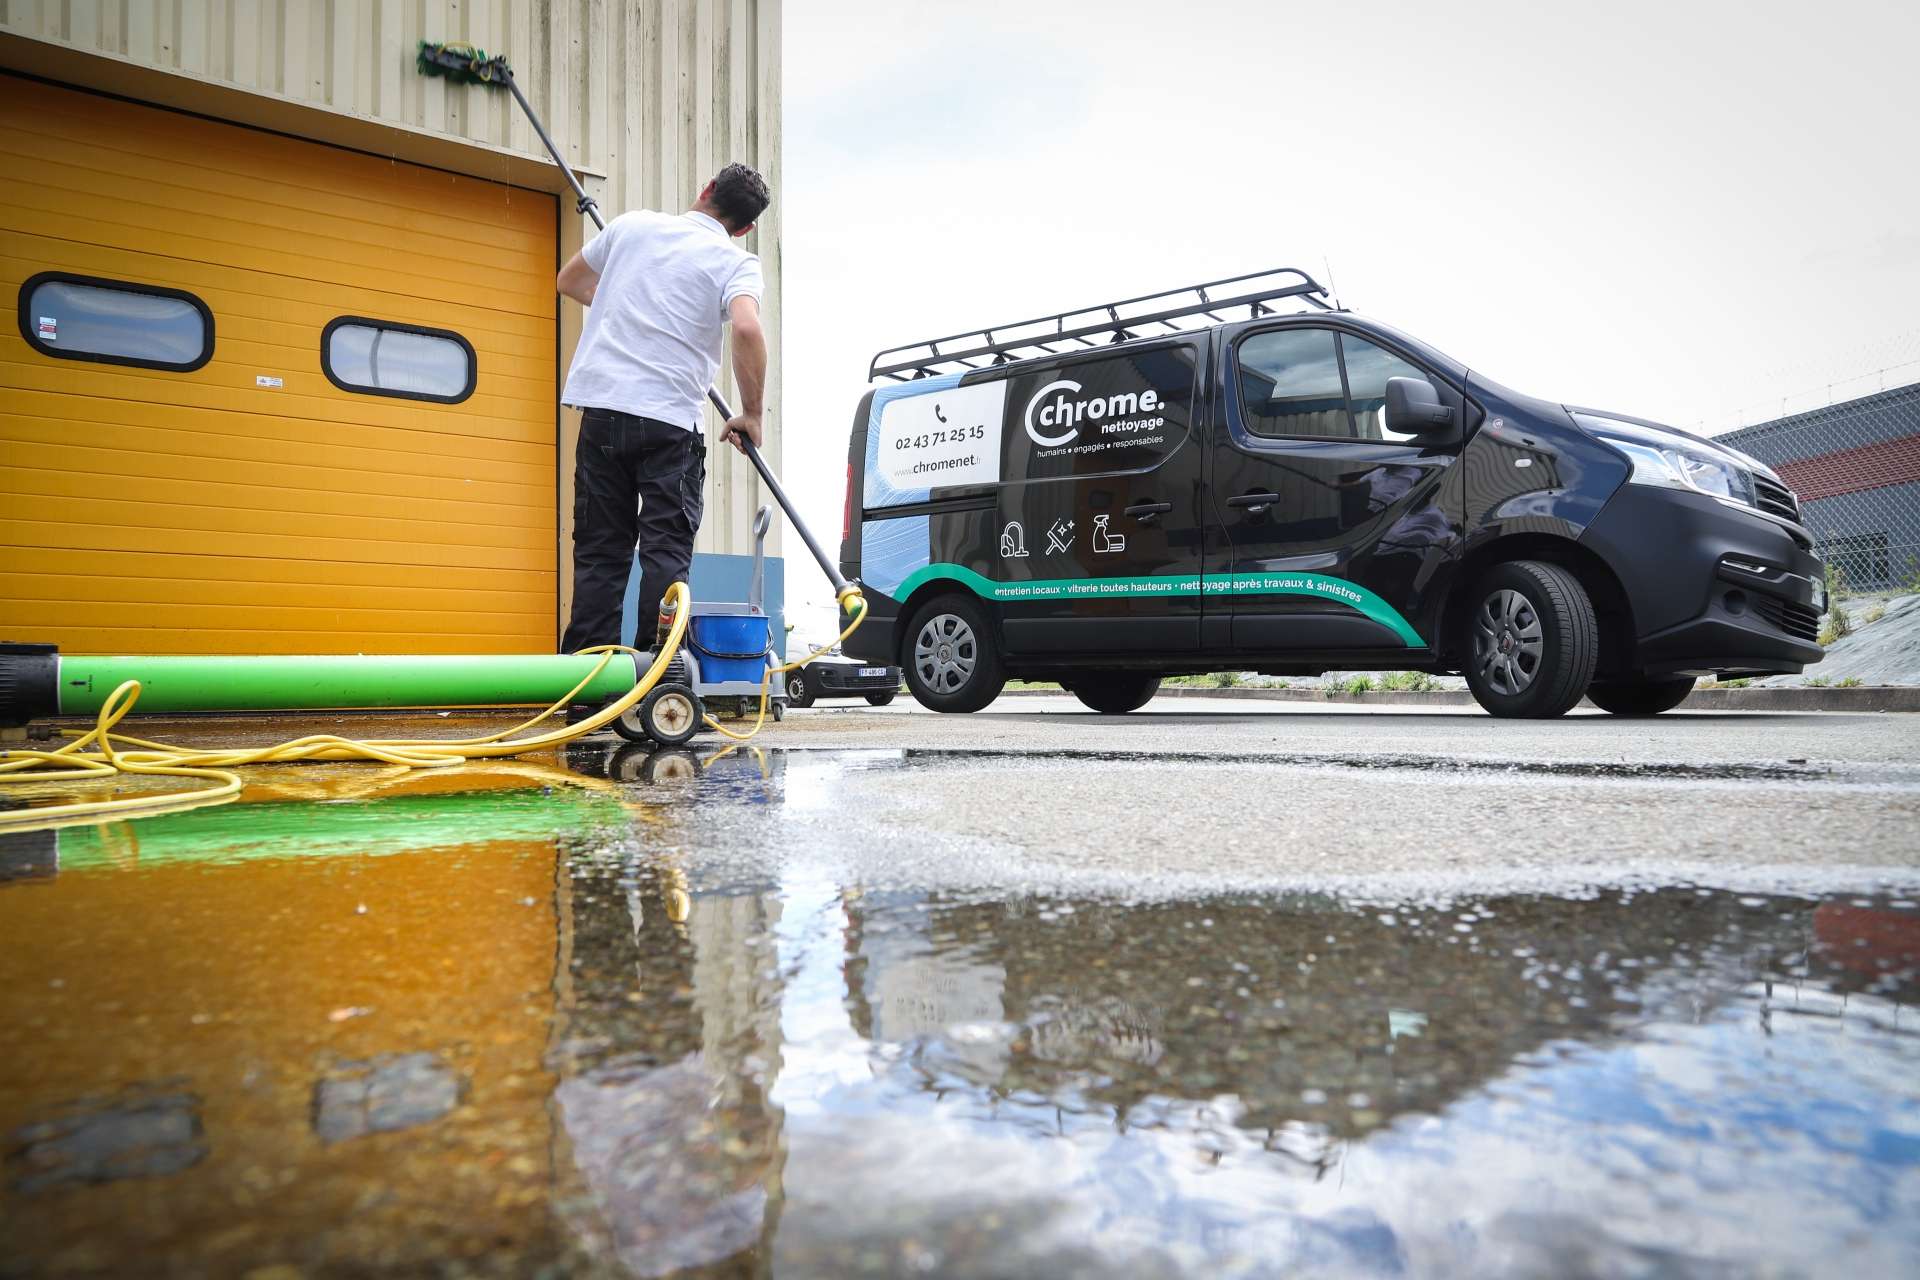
<box><xmin>561</xmin><ymin>408</ymin><xmax>706</xmax><ymax>653</ymax></box>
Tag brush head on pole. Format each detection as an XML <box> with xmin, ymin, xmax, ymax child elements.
<box><xmin>416</xmin><ymin>41</ymin><xmax>512</xmax><ymax>88</ymax></box>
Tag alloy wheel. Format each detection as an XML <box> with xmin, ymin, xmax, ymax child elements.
<box><xmin>914</xmin><ymin>613</ymin><xmax>978</xmax><ymax>695</ymax></box>
<box><xmin>1473</xmin><ymin>588</ymin><xmax>1544</xmax><ymax>696</ymax></box>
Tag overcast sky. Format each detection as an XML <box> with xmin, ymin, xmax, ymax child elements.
<box><xmin>774</xmin><ymin>0</ymin><xmax>1919</xmax><ymax>626</ymax></box>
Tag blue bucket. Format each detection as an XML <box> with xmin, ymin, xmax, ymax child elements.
<box><xmin>689</xmin><ymin>613</ymin><xmax>771</xmax><ymax>686</ymax></box>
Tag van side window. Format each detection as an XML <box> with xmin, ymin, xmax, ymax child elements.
<box><xmin>1236</xmin><ymin>329</ymin><xmax>1349</xmax><ymax>438</ymax></box>
<box><xmin>1340</xmin><ymin>336</ymin><xmax>1429</xmax><ymax>443</ymax></box>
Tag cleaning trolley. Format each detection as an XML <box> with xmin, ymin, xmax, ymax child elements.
<box><xmin>616</xmin><ymin>507</ymin><xmax>787</xmax><ymax>747</ymax></box>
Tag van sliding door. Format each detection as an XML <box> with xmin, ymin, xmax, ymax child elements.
<box><xmin>990</xmin><ymin>340</ymin><xmax>1208</xmax><ymax>655</ymax></box>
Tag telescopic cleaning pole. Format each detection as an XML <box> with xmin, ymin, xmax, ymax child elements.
<box><xmin>415</xmin><ymin>41</ymin><xmax>852</xmax><ymax>598</ymax></box>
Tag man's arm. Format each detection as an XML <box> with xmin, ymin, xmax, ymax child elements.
<box><xmin>556</xmin><ymin>250</ymin><xmax>600</xmax><ymax>306</ymax></box>
<box><xmin>721</xmin><ymin>294</ymin><xmax>767</xmax><ymax>454</ymax></box>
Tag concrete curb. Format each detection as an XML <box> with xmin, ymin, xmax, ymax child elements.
<box><xmin>1676</xmin><ymin>686</ymin><xmax>1920</xmax><ymax>712</ymax></box>
<box><xmin>1003</xmin><ymin>685</ymin><xmax>1920</xmax><ymax>712</ymax></box>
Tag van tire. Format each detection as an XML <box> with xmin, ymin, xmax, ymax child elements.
<box><xmin>1462</xmin><ymin>560</ymin><xmax>1598</xmax><ymax>719</ymax></box>
<box><xmin>903</xmin><ymin>594</ymin><xmax>1006</xmax><ymax>713</ymax></box>
<box><xmin>1586</xmin><ymin>676</ymin><xmax>1695</xmax><ymax>716</ymax></box>
<box><xmin>1070</xmin><ymin>673</ymin><xmax>1161</xmax><ymax>714</ymax></box>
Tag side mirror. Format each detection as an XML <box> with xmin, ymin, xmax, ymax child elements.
<box><xmin>1384</xmin><ymin>376</ymin><xmax>1455</xmax><ymax>434</ymax></box>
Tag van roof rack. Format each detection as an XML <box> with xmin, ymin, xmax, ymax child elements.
<box><xmin>868</xmin><ymin>267</ymin><xmax>1332</xmax><ymax>381</ymax></box>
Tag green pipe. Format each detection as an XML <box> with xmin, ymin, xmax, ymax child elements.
<box><xmin>52</xmin><ymin>653</ymin><xmax>642</xmax><ymax>716</ymax></box>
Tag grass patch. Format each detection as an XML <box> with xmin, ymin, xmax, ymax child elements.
<box><xmin>1837</xmin><ymin>676</ymin><xmax>1863</xmax><ymax>688</ymax></box>
<box><xmin>1376</xmin><ymin>671</ymin><xmax>1440</xmax><ymax>692</ymax></box>
<box><xmin>1164</xmin><ymin>672</ymin><xmax>1256</xmax><ymax>689</ymax></box>
<box><xmin>1861</xmin><ymin>604</ymin><xmax>1886</xmax><ymax>625</ymax></box>
<box><xmin>1819</xmin><ymin>601</ymin><xmax>1853</xmax><ymax>647</ymax></box>
<box><xmin>1805</xmin><ymin>676</ymin><xmax>1830</xmax><ymax>687</ymax></box>
<box><xmin>1329</xmin><ymin>674</ymin><xmax>1376</xmax><ymax>696</ymax></box>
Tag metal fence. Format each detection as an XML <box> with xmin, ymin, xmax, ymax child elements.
<box><xmin>1717</xmin><ymin>380</ymin><xmax>1920</xmax><ymax>592</ymax></box>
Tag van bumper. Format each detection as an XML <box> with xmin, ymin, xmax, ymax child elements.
<box><xmin>842</xmin><ymin>590</ymin><xmax>902</xmax><ymax>666</ymax></box>
<box><xmin>1579</xmin><ymin>486</ymin><xmax>1826</xmax><ymax>677</ymax></box>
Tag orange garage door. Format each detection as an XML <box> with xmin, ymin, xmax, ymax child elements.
<box><xmin>0</xmin><ymin>74</ymin><xmax>558</xmax><ymax>655</ymax></box>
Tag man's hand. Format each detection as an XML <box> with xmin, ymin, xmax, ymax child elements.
<box><xmin>722</xmin><ymin>413</ymin><xmax>764</xmax><ymax>454</ymax></box>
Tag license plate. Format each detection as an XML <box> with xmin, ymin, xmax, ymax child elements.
<box><xmin>859</xmin><ymin>667</ymin><xmax>888</xmax><ymax>678</ymax></box>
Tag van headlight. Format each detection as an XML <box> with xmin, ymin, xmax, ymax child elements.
<box><xmin>1572</xmin><ymin>414</ymin><xmax>1757</xmax><ymax>508</ymax></box>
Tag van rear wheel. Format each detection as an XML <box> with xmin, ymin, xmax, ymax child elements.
<box><xmin>903</xmin><ymin>594</ymin><xmax>1007</xmax><ymax>713</ymax></box>
<box><xmin>1586</xmin><ymin>676</ymin><xmax>1695</xmax><ymax>716</ymax></box>
<box><xmin>1462</xmin><ymin>560</ymin><xmax>1598</xmax><ymax>719</ymax></box>
<box><xmin>1069</xmin><ymin>673</ymin><xmax>1161</xmax><ymax>714</ymax></box>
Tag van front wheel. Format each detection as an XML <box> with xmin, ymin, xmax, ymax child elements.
<box><xmin>1069</xmin><ymin>673</ymin><xmax>1161</xmax><ymax>714</ymax></box>
<box><xmin>903</xmin><ymin>595</ymin><xmax>1007</xmax><ymax>713</ymax></box>
<box><xmin>1462</xmin><ymin>560</ymin><xmax>1598</xmax><ymax>719</ymax></box>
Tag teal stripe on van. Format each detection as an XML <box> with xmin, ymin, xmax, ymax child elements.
<box><xmin>893</xmin><ymin>562</ymin><xmax>1424</xmax><ymax>646</ymax></box>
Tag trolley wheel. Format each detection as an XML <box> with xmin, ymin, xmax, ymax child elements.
<box><xmin>865</xmin><ymin>689</ymin><xmax>897</xmax><ymax>706</ymax></box>
<box><xmin>614</xmin><ymin>682</ymin><xmax>702</xmax><ymax>746</ymax></box>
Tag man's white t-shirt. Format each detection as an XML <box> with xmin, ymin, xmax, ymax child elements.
<box><xmin>562</xmin><ymin>210</ymin><xmax>764</xmax><ymax>431</ymax></box>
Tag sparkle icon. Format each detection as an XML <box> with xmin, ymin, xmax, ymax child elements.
<box><xmin>1045</xmin><ymin>517</ymin><xmax>1075</xmax><ymax>555</ymax></box>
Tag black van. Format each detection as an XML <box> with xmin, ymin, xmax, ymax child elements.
<box><xmin>838</xmin><ymin>270</ymin><xmax>1825</xmax><ymax>718</ymax></box>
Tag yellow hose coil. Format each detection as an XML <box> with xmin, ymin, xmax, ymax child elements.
<box><xmin>0</xmin><ymin>583</ymin><xmax>871</xmax><ymax>833</ymax></box>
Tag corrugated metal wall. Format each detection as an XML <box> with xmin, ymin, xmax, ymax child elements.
<box><xmin>0</xmin><ymin>0</ymin><xmax>782</xmax><ymax>566</ymax></box>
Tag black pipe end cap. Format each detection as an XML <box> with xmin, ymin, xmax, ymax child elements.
<box><xmin>0</xmin><ymin>642</ymin><xmax>59</xmax><ymax>727</ymax></box>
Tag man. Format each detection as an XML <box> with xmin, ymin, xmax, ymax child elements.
<box><xmin>554</xmin><ymin>162</ymin><xmax>771</xmax><ymax>672</ymax></box>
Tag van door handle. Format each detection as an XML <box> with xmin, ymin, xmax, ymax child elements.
<box><xmin>1228</xmin><ymin>491</ymin><xmax>1280</xmax><ymax>514</ymax></box>
<box><xmin>1124</xmin><ymin>500</ymin><xmax>1172</xmax><ymax>523</ymax></box>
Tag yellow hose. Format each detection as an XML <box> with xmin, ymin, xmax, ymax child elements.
<box><xmin>0</xmin><ymin>582</ymin><xmax>698</xmax><ymax>832</ymax></box>
<box><xmin>0</xmin><ymin>582</ymin><xmax>872</xmax><ymax>832</ymax></box>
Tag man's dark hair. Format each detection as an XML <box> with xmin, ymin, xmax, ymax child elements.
<box><xmin>707</xmin><ymin>162</ymin><xmax>771</xmax><ymax>231</ymax></box>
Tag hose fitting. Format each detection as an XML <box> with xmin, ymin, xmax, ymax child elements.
<box><xmin>655</xmin><ymin>593</ymin><xmax>682</xmax><ymax>651</ymax></box>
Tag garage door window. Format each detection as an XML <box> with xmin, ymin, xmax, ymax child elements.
<box><xmin>322</xmin><ymin>317</ymin><xmax>475</xmax><ymax>403</ymax></box>
<box><xmin>18</xmin><ymin>273</ymin><xmax>214</xmax><ymax>371</ymax></box>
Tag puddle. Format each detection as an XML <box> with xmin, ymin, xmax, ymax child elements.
<box><xmin>1</xmin><ymin>745</ymin><xmax>1916</xmax><ymax>1276</ymax></box>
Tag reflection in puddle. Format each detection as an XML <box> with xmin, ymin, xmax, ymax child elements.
<box><xmin>0</xmin><ymin>747</ymin><xmax>1916</xmax><ymax>1276</ymax></box>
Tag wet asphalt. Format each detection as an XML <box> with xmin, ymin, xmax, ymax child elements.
<box><xmin>1</xmin><ymin>699</ymin><xmax>1916</xmax><ymax>1277</ymax></box>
